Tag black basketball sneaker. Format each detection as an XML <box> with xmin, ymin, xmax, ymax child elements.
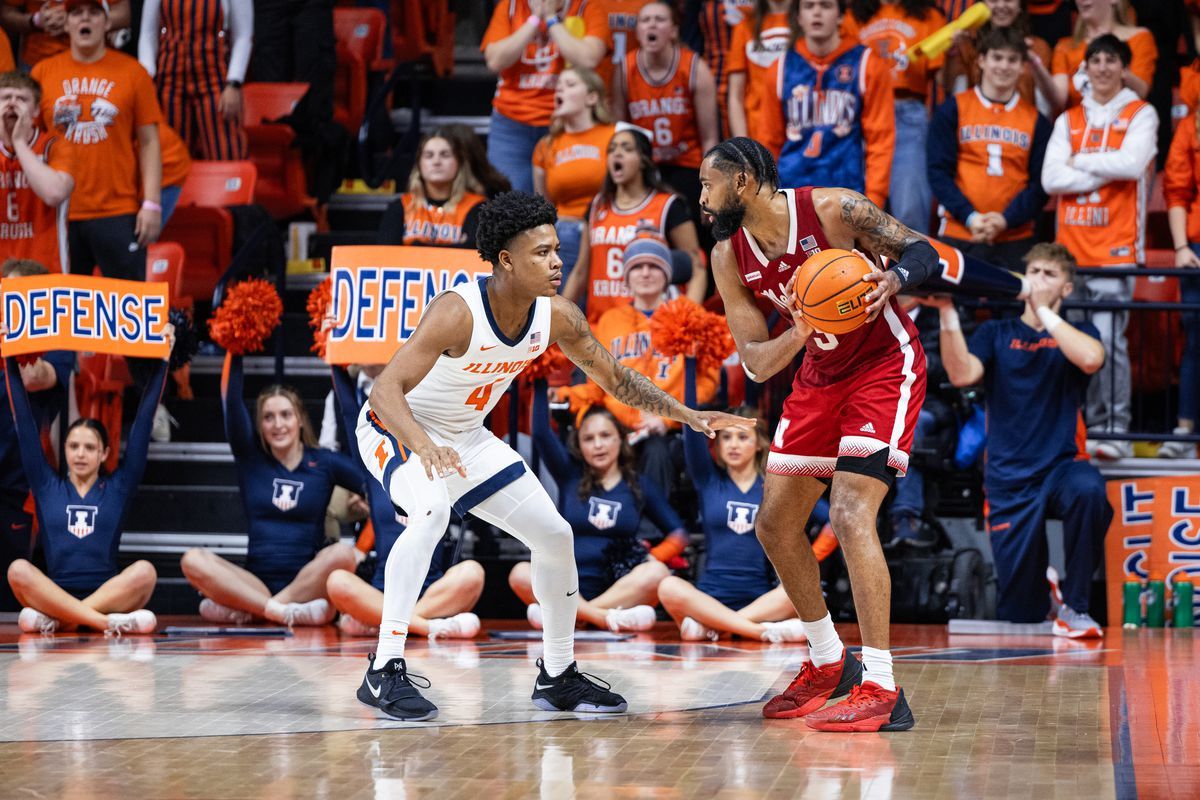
<box><xmin>357</xmin><ymin>653</ymin><xmax>438</xmax><ymax>721</ymax></box>
<box><xmin>531</xmin><ymin>658</ymin><xmax>628</xmax><ymax>713</ymax></box>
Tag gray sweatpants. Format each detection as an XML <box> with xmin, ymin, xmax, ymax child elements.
<box><xmin>1071</xmin><ymin>275</ymin><xmax>1132</xmax><ymax>433</ymax></box>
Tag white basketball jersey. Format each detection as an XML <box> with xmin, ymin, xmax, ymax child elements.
<box><xmin>403</xmin><ymin>277</ymin><xmax>552</xmax><ymax>437</ymax></box>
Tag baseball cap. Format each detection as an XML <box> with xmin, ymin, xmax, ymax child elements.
<box><xmin>65</xmin><ymin>0</ymin><xmax>110</xmax><ymax>14</ymax></box>
<box><xmin>621</xmin><ymin>233</ymin><xmax>672</xmax><ymax>284</ymax></box>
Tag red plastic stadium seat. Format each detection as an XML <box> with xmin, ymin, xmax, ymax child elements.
<box><xmin>392</xmin><ymin>0</ymin><xmax>455</xmax><ymax>76</ymax></box>
<box><xmin>176</xmin><ymin>160</ymin><xmax>257</xmax><ymax>206</ymax></box>
<box><xmin>242</xmin><ymin>83</ymin><xmax>315</xmax><ymax>220</ymax></box>
<box><xmin>333</xmin><ymin>8</ymin><xmax>391</xmax><ymax>132</ymax></box>
<box><xmin>145</xmin><ymin>241</ymin><xmax>192</xmax><ymax>310</ymax></box>
<box><xmin>76</xmin><ymin>353</ymin><xmax>132</xmax><ymax>473</ymax></box>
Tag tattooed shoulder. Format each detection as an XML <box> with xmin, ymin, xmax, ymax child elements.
<box><xmin>837</xmin><ymin>190</ymin><xmax>921</xmax><ymax>259</ymax></box>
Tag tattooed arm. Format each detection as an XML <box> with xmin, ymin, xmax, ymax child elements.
<box><xmin>814</xmin><ymin>188</ymin><xmax>940</xmax><ymax>319</ymax></box>
<box><xmin>549</xmin><ymin>295</ymin><xmax>755</xmax><ymax>437</ymax></box>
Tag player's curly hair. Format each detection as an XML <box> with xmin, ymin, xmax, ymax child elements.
<box><xmin>704</xmin><ymin>137</ymin><xmax>779</xmax><ymax>193</ymax></box>
<box><xmin>475</xmin><ymin>191</ymin><xmax>559</xmax><ymax>266</ymax></box>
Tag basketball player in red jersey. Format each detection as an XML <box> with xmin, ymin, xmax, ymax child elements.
<box><xmin>700</xmin><ymin>137</ymin><xmax>942</xmax><ymax>732</ymax></box>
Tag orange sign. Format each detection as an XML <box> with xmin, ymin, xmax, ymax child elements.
<box><xmin>325</xmin><ymin>246</ymin><xmax>492</xmax><ymax>365</ymax></box>
<box><xmin>1103</xmin><ymin>478</ymin><xmax>1155</xmax><ymax>627</ymax></box>
<box><xmin>1</xmin><ymin>274</ymin><xmax>169</xmax><ymax>358</ymax></box>
<box><xmin>1148</xmin><ymin>475</ymin><xmax>1200</xmax><ymax>609</ymax></box>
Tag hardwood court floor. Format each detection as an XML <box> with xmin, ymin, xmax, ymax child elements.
<box><xmin>0</xmin><ymin>621</ymin><xmax>1193</xmax><ymax>799</ymax></box>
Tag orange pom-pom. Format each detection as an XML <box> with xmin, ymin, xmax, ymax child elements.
<box><xmin>521</xmin><ymin>343</ymin><xmax>571</xmax><ymax>382</ymax></box>
<box><xmin>207</xmin><ymin>278</ymin><xmax>283</xmax><ymax>355</ymax></box>
<box><xmin>649</xmin><ymin>298</ymin><xmax>735</xmax><ymax>372</ymax></box>
<box><xmin>307</xmin><ymin>277</ymin><xmax>333</xmax><ymax>359</ymax></box>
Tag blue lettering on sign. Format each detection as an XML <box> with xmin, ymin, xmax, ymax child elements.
<box><xmin>331</xmin><ymin>270</ymin><xmax>355</xmax><ymax>339</ymax></box>
<box><xmin>355</xmin><ymin>270</ymin><xmax>380</xmax><ymax>341</ymax></box>
<box><xmin>399</xmin><ymin>268</ymin><xmax>421</xmax><ymax>340</ymax></box>
<box><xmin>28</xmin><ymin>288</ymin><xmax>48</xmax><ymax>336</ymax></box>
<box><xmin>50</xmin><ymin>287</ymin><xmax>70</xmax><ymax>335</ymax></box>
<box><xmin>71</xmin><ymin>288</ymin><xmax>90</xmax><ymax>338</ymax></box>
<box><xmin>377</xmin><ymin>268</ymin><xmax>401</xmax><ymax>340</ymax></box>
<box><xmin>4</xmin><ymin>293</ymin><xmax>25</xmax><ymax>338</ymax></box>
<box><xmin>1125</xmin><ymin>551</ymin><xmax>1148</xmax><ymax>579</ymax></box>
<box><xmin>144</xmin><ymin>296</ymin><xmax>166</xmax><ymax>343</ymax></box>
<box><xmin>1121</xmin><ymin>483</ymin><xmax>1154</xmax><ymax>525</ymax></box>
<box><xmin>1173</xmin><ymin>487</ymin><xmax>1200</xmax><ymax>516</ymax></box>
<box><xmin>119</xmin><ymin>293</ymin><xmax>142</xmax><ymax>341</ymax></box>
<box><xmin>96</xmin><ymin>291</ymin><xmax>119</xmax><ymax>339</ymax></box>
<box><xmin>1171</xmin><ymin>519</ymin><xmax>1200</xmax><ymax>548</ymax></box>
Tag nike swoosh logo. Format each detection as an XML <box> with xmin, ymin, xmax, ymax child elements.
<box><xmin>480</xmin><ymin>344</ymin><xmax>499</xmax><ymax>351</ymax></box>
<box><xmin>535</xmin><ymin>681</ymin><xmax>556</xmax><ymax>691</ymax></box>
<box><xmin>566</xmin><ymin>589</ymin><xmax>577</xmax><ymax>597</ymax></box>
<box><xmin>366</xmin><ymin>678</ymin><xmax>382</xmax><ymax>698</ymax></box>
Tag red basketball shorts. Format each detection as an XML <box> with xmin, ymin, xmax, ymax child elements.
<box><xmin>767</xmin><ymin>351</ymin><xmax>927</xmax><ymax>479</ymax></box>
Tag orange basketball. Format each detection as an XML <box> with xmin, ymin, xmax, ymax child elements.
<box><xmin>793</xmin><ymin>249</ymin><xmax>875</xmax><ymax>334</ymax></box>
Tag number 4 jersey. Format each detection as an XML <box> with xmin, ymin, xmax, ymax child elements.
<box><xmin>383</xmin><ymin>276</ymin><xmax>552</xmax><ymax>439</ymax></box>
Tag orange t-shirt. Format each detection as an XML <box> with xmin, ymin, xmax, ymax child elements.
<box><xmin>563</xmin><ymin>302</ymin><xmax>719</xmax><ymax>430</ymax></box>
<box><xmin>857</xmin><ymin>4</ymin><xmax>947</xmax><ymax>97</ymax></box>
<box><xmin>587</xmin><ymin>0</ymin><xmax>643</xmax><ymax>92</ymax></box>
<box><xmin>0</xmin><ymin>26</ymin><xmax>14</xmax><ymax>72</ymax></box>
<box><xmin>937</xmin><ymin>88</ymin><xmax>1041</xmax><ymax>242</ymax></box>
<box><xmin>583</xmin><ymin>189</ymin><xmax>682</xmax><ymax>322</ymax></box>
<box><xmin>726</xmin><ymin>12</ymin><xmax>791</xmax><ymax>138</ymax></box>
<box><xmin>1055</xmin><ymin>100</ymin><xmax>1152</xmax><ymax>267</ymax></box>
<box><xmin>622</xmin><ymin>46</ymin><xmax>704</xmax><ymax>168</ymax></box>
<box><xmin>1163</xmin><ymin>114</ymin><xmax>1200</xmax><ymax>243</ymax></box>
<box><xmin>32</xmin><ymin>49</ymin><xmax>164</xmax><ymax>220</ymax></box>
<box><xmin>0</xmin><ymin>130</ymin><xmax>73</xmax><ymax>272</ymax></box>
<box><xmin>480</xmin><ymin>0</ymin><xmax>604</xmax><ymax>127</ymax></box>
<box><xmin>1050</xmin><ymin>29</ymin><xmax>1158</xmax><ymax>108</ymax></box>
<box><xmin>159</xmin><ymin>123</ymin><xmax>191</xmax><ymax>189</ymax></box>
<box><xmin>533</xmin><ymin>123</ymin><xmax>615</xmax><ymax>218</ymax></box>
<box><xmin>1180</xmin><ymin>61</ymin><xmax>1200</xmax><ymax>112</ymax></box>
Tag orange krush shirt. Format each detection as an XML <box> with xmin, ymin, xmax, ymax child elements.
<box><xmin>562</xmin><ymin>302</ymin><xmax>719</xmax><ymax>430</ymax></box>
<box><xmin>1051</xmin><ymin>30</ymin><xmax>1158</xmax><ymax>108</ymax></box>
<box><xmin>857</xmin><ymin>4</ymin><xmax>947</xmax><ymax>97</ymax></box>
<box><xmin>533</xmin><ymin>123</ymin><xmax>615</xmax><ymax>219</ymax></box>
<box><xmin>481</xmin><ymin>0</ymin><xmax>604</xmax><ymax>127</ymax></box>
<box><xmin>726</xmin><ymin>12</ymin><xmax>791</xmax><ymax>146</ymax></box>
<box><xmin>32</xmin><ymin>49</ymin><xmax>164</xmax><ymax>220</ymax></box>
<box><xmin>622</xmin><ymin>46</ymin><xmax>704</xmax><ymax>168</ymax></box>
<box><xmin>0</xmin><ymin>130</ymin><xmax>73</xmax><ymax>272</ymax></box>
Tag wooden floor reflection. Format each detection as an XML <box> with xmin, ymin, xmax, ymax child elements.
<box><xmin>0</xmin><ymin>622</ymin><xmax>1193</xmax><ymax>799</ymax></box>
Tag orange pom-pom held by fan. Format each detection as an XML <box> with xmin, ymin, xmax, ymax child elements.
<box><xmin>207</xmin><ymin>277</ymin><xmax>283</xmax><ymax>355</ymax></box>
<box><xmin>306</xmin><ymin>277</ymin><xmax>333</xmax><ymax>359</ymax></box>
<box><xmin>793</xmin><ymin>249</ymin><xmax>875</xmax><ymax>335</ymax></box>
<box><xmin>650</xmin><ymin>298</ymin><xmax>735</xmax><ymax>372</ymax></box>
<box><xmin>521</xmin><ymin>343</ymin><xmax>571</xmax><ymax>383</ymax></box>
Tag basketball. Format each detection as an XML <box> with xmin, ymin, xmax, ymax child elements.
<box><xmin>793</xmin><ymin>248</ymin><xmax>876</xmax><ymax>334</ymax></box>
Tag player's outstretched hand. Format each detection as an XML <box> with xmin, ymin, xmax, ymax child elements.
<box><xmin>416</xmin><ymin>444</ymin><xmax>467</xmax><ymax>481</ymax></box>
<box><xmin>860</xmin><ymin>268</ymin><xmax>902</xmax><ymax>322</ymax></box>
<box><xmin>685</xmin><ymin>409</ymin><xmax>758</xmax><ymax>439</ymax></box>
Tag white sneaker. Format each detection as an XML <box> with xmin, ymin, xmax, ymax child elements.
<box><xmin>427</xmin><ymin>612</ymin><xmax>481</xmax><ymax>640</ymax></box>
<box><xmin>1046</xmin><ymin>566</ymin><xmax>1063</xmax><ymax>617</ymax></box>
<box><xmin>18</xmin><ymin>607</ymin><xmax>59</xmax><ymax>634</ymax></box>
<box><xmin>1158</xmin><ymin>428</ymin><xmax>1197</xmax><ymax>459</ymax></box>
<box><xmin>527</xmin><ymin>603</ymin><xmax>543</xmax><ymax>630</ymax></box>
<box><xmin>1053</xmin><ymin>604</ymin><xmax>1103</xmax><ymax>639</ymax></box>
<box><xmin>199</xmin><ymin>598</ymin><xmax>253</xmax><ymax>625</ymax></box>
<box><xmin>759</xmin><ymin>618</ymin><xmax>807</xmax><ymax>644</ymax></box>
<box><xmin>680</xmin><ymin>616</ymin><xmax>718</xmax><ymax>641</ymax></box>
<box><xmin>282</xmin><ymin>599</ymin><xmax>335</xmax><ymax>627</ymax></box>
<box><xmin>606</xmin><ymin>605</ymin><xmax>657</xmax><ymax>632</ymax></box>
<box><xmin>1089</xmin><ymin>439</ymin><xmax>1131</xmax><ymax>461</ymax></box>
<box><xmin>337</xmin><ymin>613</ymin><xmax>378</xmax><ymax>636</ymax></box>
<box><xmin>106</xmin><ymin>609</ymin><xmax>157</xmax><ymax>636</ymax></box>
<box><xmin>151</xmin><ymin>403</ymin><xmax>173</xmax><ymax>443</ymax></box>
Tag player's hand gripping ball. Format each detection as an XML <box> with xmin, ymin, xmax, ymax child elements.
<box><xmin>792</xmin><ymin>249</ymin><xmax>875</xmax><ymax>334</ymax></box>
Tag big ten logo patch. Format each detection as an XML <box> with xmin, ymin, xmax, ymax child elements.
<box><xmin>587</xmin><ymin>497</ymin><xmax>623</xmax><ymax>531</ymax></box>
<box><xmin>65</xmin><ymin>505</ymin><xmax>98</xmax><ymax>539</ymax></box>
<box><xmin>726</xmin><ymin>501</ymin><xmax>759</xmax><ymax>535</ymax></box>
<box><xmin>272</xmin><ymin>478</ymin><xmax>305</xmax><ymax>512</ymax></box>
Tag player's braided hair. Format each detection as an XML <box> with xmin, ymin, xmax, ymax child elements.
<box><xmin>704</xmin><ymin>137</ymin><xmax>779</xmax><ymax>194</ymax></box>
<box><xmin>475</xmin><ymin>191</ymin><xmax>559</xmax><ymax>266</ymax></box>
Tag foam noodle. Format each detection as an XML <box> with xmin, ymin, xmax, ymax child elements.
<box><xmin>1</xmin><ymin>274</ymin><xmax>168</xmax><ymax>358</ymax></box>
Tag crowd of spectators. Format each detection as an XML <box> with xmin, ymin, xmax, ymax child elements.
<box><xmin>2</xmin><ymin>0</ymin><xmax>1199</xmax><ymax>635</ymax></box>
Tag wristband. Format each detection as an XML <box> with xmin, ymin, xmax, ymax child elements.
<box><xmin>524</xmin><ymin>14</ymin><xmax>540</xmax><ymax>30</ymax></box>
<box><xmin>544</xmin><ymin>14</ymin><xmax>560</xmax><ymax>29</ymax></box>
<box><xmin>1036</xmin><ymin>306</ymin><xmax>1063</xmax><ymax>333</ymax></box>
<box><xmin>939</xmin><ymin>306</ymin><xmax>961</xmax><ymax>332</ymax></box>
<box><xmin>30</xmin><ymin>11</ymin><xmax>41</xmax><ymax>29</ymax></box>
<box><xmin>965</xmin><ymin>211</ymin><xmax>981</xmax><ymax>229</ymax></box>
<box><xmin>142</xmin><ymin>200</ymin><xmax>162</xmax><ymax>213</ymax></box>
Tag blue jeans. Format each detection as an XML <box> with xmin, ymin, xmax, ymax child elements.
<box><xmin>891</xmin><ymin>409</ymin><xmax>935</xmax><ymax>519</ymax></box>
<box><xmin>889</xmin><ymin>99</ymin><xmax>932</xmax><ymax>234</ymax></box>
<box><xmin>555</xmin><ymin>218</ymin><xmax>584</xmax><ymax>289</ymax></box>
<box><xmin>1180</xmin><ymin>244</ymin><xmax>1200</xmax><ymax>422</ymax></box>
<box><xmin>161</xmin><ymin>184</ymin><xmax>183</xmax><ymax>229</ymax></box>
<box><xmin>487</xmin><ymin>111</ymin><xmax>548</xmax><ymax>195</ymax></box>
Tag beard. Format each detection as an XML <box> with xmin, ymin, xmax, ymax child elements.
<box><xmin>707</xmin><ymin>199</ymin><xmax>747</xmax><ymax>241</ymax></box>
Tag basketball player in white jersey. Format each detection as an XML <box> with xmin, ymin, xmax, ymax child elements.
<box><xmin>354</xmin><ymin>191</ymin><xmax>754</xmax><ymax>720</ymax></box>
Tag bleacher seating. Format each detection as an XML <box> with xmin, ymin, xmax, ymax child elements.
<box><xmin>333</xmin><ymin>7</ymin><xmax>392</xmax><ymax>133</ymax></box>
<box><xmin>242</xmin><ymin>82</ymin><xmax>316</xmax><ymax>220</ymax></box>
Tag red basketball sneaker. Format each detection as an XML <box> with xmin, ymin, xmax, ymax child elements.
<box><xmin>804</xmin><ymin>682</ymin><xmax>916</xmax><ymax>732</ymax></box>
<box><xmin>762</xmin><ymin>648</ymin><xmax>862</xmax><ymax>719</ymax></box>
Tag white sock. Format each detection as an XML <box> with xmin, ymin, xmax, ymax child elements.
<box><xmin>262</xmin><ymin>599</ymin><xmax>287</xmax><ymax>624</ymax></box>
<box><xmin>376</xmin><ymin>623</ymin><xmax>407</xmax><ymax>663</ymax></box>
<box><xmin>801</xmin><ymin>613</ymin><xmax>843</xmax><ymax>667</ymax></box>
<box><xmin>860</xmin><ymin>645</ymin><xmax>896</xmax><ymax>691</ymax></box>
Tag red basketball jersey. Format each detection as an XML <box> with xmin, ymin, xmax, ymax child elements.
<box><xmin>729</xmin><ymin>186</ymin><xmax>921</xmax><ymax>386</ymax></box>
